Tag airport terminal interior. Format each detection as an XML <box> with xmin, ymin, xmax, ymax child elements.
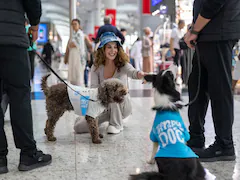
<box><xmin>1</xmin><ymin>0</ymin><xmax>240</xmax><ymax>179</ymax></box>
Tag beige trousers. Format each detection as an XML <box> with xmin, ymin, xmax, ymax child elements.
<box><xmin>68</xmin><ymin>48</ymin><xmax>85</xmax><ymax>86</ymax></box>
<box><xmin>143</xmin><ymin>56</ymin><xmax>153</xmax><ymax>73</ymax></box>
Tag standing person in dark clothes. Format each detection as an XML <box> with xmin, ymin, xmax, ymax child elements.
<box><xmin>184</xmin><ymin>0</ymin><xmax>240</xmax><ymax>162</ymax></box>
<box><xmin>42</xmin><ymin>39</ymin><xmax>54</xmax><ymax>67</ymax></box>
<box><xmin>0</xmin><ymin>0</ymin><xmax>52</xmax><ymax>174</ymax></box>
<box><xmin>95</xmin><ymin>16</ymin><xmax>125</xmax><ymax>44</ymax></box>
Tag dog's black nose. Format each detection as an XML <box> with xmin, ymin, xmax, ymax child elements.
<box><xmin>121</xmin><ymin>88</ymin><xmax>127</xmax><ymax>95</ymax></box>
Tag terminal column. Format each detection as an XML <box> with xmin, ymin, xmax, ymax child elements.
<box><xmin>94</xmin><ymin>0</ymin><xmax>102</xmax><ymax>26</ymax></box>
<box><xmin>85</xmin><ymin>11</ymin><xmax>94</xmax><ymax>34</ymax></box>
<box><xmin>94</xmin><ymin>0</ymin><xmax>102</xmax><ymax>37</ymax></box>
<box><xmin>69</xmin><ymin>0</ymin><xmax>77</xmax><ymax>37</ymax></box>
<box><xmin>103</xmin><ymin>0</ymin><xmax>117</xmax><ymax>26</ymax></box>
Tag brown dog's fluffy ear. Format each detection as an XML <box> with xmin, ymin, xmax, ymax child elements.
<box><xmin>119</xmin><ymin>87</ymin><xmax>127</xmax><ymax>96</ymax></box>
<box><xmin>98</xmin><ymin>85</ymin><xmax>110</xmax><ymax>107</ymax></box>
<box><xmin>113</xmin><ymin>86</ymin><xmax>127</xmax><ymax>104</ymax></box>
<box><xmin>144</xmin><ymin>74</ymin><xmax>157</xmax><ymax>83</ymax></box>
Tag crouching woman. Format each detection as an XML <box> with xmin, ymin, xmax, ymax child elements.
<box><xmin>74</xmin><ymin>32</ymin><xmax>145</xmax><ymax>134</ymax></box>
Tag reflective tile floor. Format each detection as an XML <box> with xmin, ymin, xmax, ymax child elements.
<box><xmin>1</xmin><ymin>60</ymin><xmax>240</xmax><ymax>180</ymax></box>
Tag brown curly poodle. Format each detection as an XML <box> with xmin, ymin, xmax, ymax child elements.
<box><xmin>41</xmin><ymin>74</ymin><xmax>127</xmax><ymax>144</ymax></box>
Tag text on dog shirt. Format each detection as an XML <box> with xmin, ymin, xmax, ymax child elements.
<box><xmin>150</xmin><ymin>111</ymin><xmax>198</xmax><ymax>158</ymax></box>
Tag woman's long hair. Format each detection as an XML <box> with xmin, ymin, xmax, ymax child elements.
<box><xmin>94</xmin><ymin>43</ymin><xmax>129</xmax><ymax>71</ymax></box>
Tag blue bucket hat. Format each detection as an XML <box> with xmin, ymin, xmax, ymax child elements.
<box><xmin>98</xmin><ymin>32</ymin><xmax>122</xmax><ymax>49</ymax></box>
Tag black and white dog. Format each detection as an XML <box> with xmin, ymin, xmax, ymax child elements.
<box><xmin>129</xmin><ymin>65</ymin><xmax>215</xmax><ymax>180</ymax></box>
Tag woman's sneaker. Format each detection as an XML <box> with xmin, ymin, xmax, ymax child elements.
<box><xmin>18</xmin><ymin>150</ymin><xmax>52</xmax><ymax>171</ymax></box>
<box><xmin>0</xmin><ymin>156</ymin><xmax>8</xmax><ymax>174</ymax></box>
<box><xmin>107</xmin><ymin>125</ymin><xmax>123</xmax><ymax>134</ymax></box>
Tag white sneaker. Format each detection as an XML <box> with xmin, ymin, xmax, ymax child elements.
<box><xmin>123</xmin><ymin>116</ymin><xmax>131</xmax><ymax>124</ymax></box>
<box><xmin>107</xmin><ymin>125</ymin><xmax>123</xmax><ymax>134</ymax></box>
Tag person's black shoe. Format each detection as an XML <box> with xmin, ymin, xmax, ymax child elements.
<box><xmin>0</xmin><ymin>156</ymin><xmax>8</xmax><ymax>174</ymax></box>
<box><xmin>187</xmin><ymin>139</ymin><xmax>205</xmax><ymax>152</ymax></box>
<box><xmin>196</xmin><ymin>142</ymin><xmax>236</xmax><ymax>162</ymax></box>
<box><xmin>18</xmin><ymin>150</ymin><xmax>52</xmax><ymax>171</ymax></box>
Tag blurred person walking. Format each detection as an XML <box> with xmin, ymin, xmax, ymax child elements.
<box><xmin>142</xmin><ymin>27</ymin><xmax>153</xmax><ymax>73</ymax></box>
<box><xmin>42</xmin><ymin>39</ymin><xmax>54</xmax><ymax>67</ymax></box>
<box><xmin>170</xmin><ymin>20</ymin><xmax>185</xmax><ymax>66</ymax></box>
<box><xmin>64</xmin><ymin>19</ymin><xmax>86</xmax><ymax>86</ymax></box>
<box><xmin>95</xmin><ymin>16</ymin><xmax>125</xmax><ymax>44</ymax></box>
<box><xmin>130</xmin><ymin>37</ymin><xmax>142</xmax><ymax>70</ymax></box>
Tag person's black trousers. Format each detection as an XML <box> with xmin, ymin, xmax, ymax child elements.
<box><xmin>173</xmin><ymin>48</ymin><xmax>180</xmax><ymax>66</ymax></box>
<box><xmin>1</xmin><ymin>92</ymin><xmax>9</xmax><ymax>116</ymax></box>
<box><xmin>28</xmin><ymin>51</ymin><xmax>35</xmax><ymax>81</ymax></box>
<box><xmin>0</xmin><ymin>46</ymin><xmax>36</xmax><ymax>157</ymax></box>
<box><xmin>188</xmin><ymin>40</ymin><xmax>236</xmax><ymax>149</ymax></box>
<box><xmin>174</xmin><ymin>48</ymin><xmax>186</xmax><ymax>83</ymax></box>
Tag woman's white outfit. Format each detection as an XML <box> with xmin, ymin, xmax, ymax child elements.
<box><xmin>68</xmin><ymin>29</ymin><xmax>86</xmax><ymax>86</ymax></box>
<box><xmin>130</xmin><ymin>41</ymin><xmax>142</xmax><ymax>70</ymax></box>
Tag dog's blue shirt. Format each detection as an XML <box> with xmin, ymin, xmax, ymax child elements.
<box><xmin>150</xmin><ymin>110</ymin><xmax>198</xmax><ymax>158</ymax></box>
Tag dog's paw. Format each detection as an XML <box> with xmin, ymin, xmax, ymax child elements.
<box><xmin>47</xmin><ymin>136</ymin><xmax>57</xmax><ymax>141</ymax></box>
<box><xmin>147</xmin><ymin>159</ymin><xmax>155</xmax><ymax>164</ymax></box>
<box><xmin>99</xmin><ymin>134</ymin><xmax>104</xmax><ymax>138</ymax></box>
<box><xmin>92</xmin><ymin>139</ymin><xmax>102</xmax><ymax>144</ymax></box>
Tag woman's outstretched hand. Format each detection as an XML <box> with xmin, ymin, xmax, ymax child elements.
<box><xmin>138</xmin><ymin>71</ymin><xmax>146</xmax><ymax>79</ymax></box>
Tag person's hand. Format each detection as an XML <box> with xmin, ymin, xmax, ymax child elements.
<box><xmin>184</xmin><ymin>31</ymin><xmax>198</xmax><ymax>49</ymax></box>
<box><xmin>171</xmin><ymin>49</ymin><xmax>176</xmax><ymax>57</ymax></box>
<box><xmin>69</xmin><ymin>42</ymin><xmax>76</xmax><ymax>48</ymax></box>
<box><xmin>138</xmin><ymin>71</ymin><xmax>146</xmax><ymax>79</ymax></box>
<box><xmin>29</xmin><ymin>25</ymin><xmax>39</xmax><ymax>42</ymax></box>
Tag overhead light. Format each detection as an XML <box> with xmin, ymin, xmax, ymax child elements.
<box><xmin>152</xmin><ymin>9</ymin><xmax>160</xmax><ymax>16</ymax></box>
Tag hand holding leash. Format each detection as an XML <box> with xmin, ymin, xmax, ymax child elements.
<box><xmin>138</xmin><ymin>71</ymin><xmax>146</xmax><ymax>79</ymax></box>
<box><xmin>28</xmin><ymin>25</ymin><xmax>39</xmax><ymax>42</ymax></box>
<box><xmin>184</xmin><ymin>31</ymin><xmax>198</xmax><ymax>49</ymax></box>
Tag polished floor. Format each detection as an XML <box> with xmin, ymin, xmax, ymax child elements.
<box><xmin>1</xmin><ymin>59</ymin><xmax>240</xmax><ymax>180</ymax></box>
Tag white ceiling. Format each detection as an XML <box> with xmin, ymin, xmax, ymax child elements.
<box><xmin>40</xmin><ymin>0</ymin><xmax>140</xmax><ymax>38</ymax></box>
